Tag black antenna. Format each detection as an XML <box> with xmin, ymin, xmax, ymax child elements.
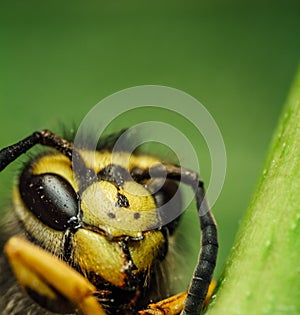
<box><xmin>132</xmin><ymin>163</ymin><xmax>218</xmax><ymax>314</ymax></box>
<box><xmin>0</xmin><ymin>130</ymin><xmax>97</xmax><ymax>191</ymax></box>
<box><xmin>0</xmin><ymin>130</ymin><xmax>73</xmax><ymax>171</ymax></box>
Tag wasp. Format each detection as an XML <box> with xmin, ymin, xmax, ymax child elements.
<box><xmin>0</xmin><ymin>129</ymin><xmax>218</xmax><ymax>314</ymax></box>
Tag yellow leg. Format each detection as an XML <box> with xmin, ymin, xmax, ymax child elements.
<box><xmin>139</xmin><ymin>281</ymin><xmax>217</xmax><ymax>315</ymax></box>
<box><xmin>139</xmin><ymin>292</ymin><xmax>187</xmax><ymax>315</ymax></box>
<box><xmin>4</xmin><ymin>236</ymin><xmax>106</xmax><ymax>315</ymax></box>
<box><xmin>204</xmin><ymin>280</ymin><xmax>217</xmax><ymax>306</ymax></box>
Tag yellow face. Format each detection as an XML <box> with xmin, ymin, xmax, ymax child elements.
<box><xmin>13</xmin><ymin>150</ymin><xmax>176</xmax><ymax>300</ymax></box>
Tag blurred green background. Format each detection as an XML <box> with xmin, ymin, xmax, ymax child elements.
<box><xmin>0</xmin><ymin>0</ymin><xmax>300</xmax><ymax>286</ymax></box>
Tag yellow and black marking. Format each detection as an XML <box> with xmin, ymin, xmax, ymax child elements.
<box><xmin>0</xmin><ymin>129</ymin><xmax>218</xmax><ymax>315</ymax></box>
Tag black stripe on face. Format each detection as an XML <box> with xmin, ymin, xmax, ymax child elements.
<box><xmin>115</xmin><ymin>192</ymin><xmax>130</xmax><ymax>208</ymax></box>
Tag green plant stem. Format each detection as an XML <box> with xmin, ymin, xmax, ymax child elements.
<box><xmin>206</xmin><ymin>67</ymin><xmax>300</xmax><ymax>315</ymax></box>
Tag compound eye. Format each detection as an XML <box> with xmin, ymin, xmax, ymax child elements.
<box><xmin>149</xmin><ymin>179</ymin><xmax>183</xmax><ymax>234</ymax></box>
<box><xmin>19</xmin><ymin>173</ymin><xmax>78</xmax><ymax>231</ymax></box>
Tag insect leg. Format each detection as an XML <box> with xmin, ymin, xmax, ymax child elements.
<box><xmin>139</xmin><ymin>281</ymin><xmax>216</xmax><ymax>315</ymax></box>
<box><xmin>139</xmin><ymin>291</ymin><xmax>187</xmax><ymax>315</ymax></box>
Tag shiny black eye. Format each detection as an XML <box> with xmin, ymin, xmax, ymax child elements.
<box><xmin>19</xmin><ymin>173</ymin><xmax>78</xmax><ymax>231</ymax></box>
